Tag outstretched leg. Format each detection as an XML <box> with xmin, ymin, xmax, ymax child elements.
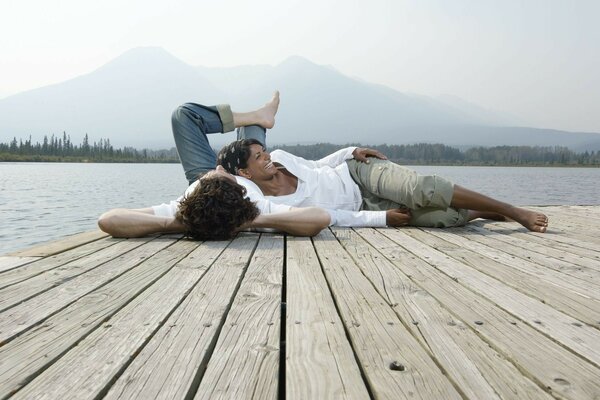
<box><xmin>452</xmin><ymin>185</ymin><xmax>548</xmax><ymax>232</ymax></box>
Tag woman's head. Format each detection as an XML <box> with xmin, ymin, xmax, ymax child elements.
<box><xmin>176</xmin><ymin>176</ymin><xmax>259</xmax><ymax>240</ymax></box>
<box><xmin>217</xmin><ymin>138</ymin><xmax>263</xmax><ymax>175</ymax></box>
<box><xmin>218</xmin><ymin>139</ymin><xmax>278</xmax><ymax>181</ymax></box>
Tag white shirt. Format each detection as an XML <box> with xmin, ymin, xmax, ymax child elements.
<box><xmin>238</xmin><ymin>147</ymin><xmax>386</xmax><ymax>226</ymax></box>
<box><xmin>152</xmin><ymin>147</ymin><xmax>387</xmax><ymax>227</ymax></box>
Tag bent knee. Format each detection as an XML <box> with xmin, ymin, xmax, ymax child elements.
<box><xmin>171</xmin><ymin>104</ymin><xmax>191</xmax><ymax>124</ymax></box>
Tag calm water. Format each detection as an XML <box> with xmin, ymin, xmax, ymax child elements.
<box><xmin>1</xmin><ymin>162</ymin><xmax>599</xmax><ymax>254</ymax></box>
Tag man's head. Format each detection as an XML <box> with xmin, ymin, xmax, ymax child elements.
<box><xmin>176</xmin><ymin>174</ymin><xmax>259</xmax><ymax>240</ymax></box>
<box><xmin>218</xmin><ymin>139</ymin><xmax>277</xmax><ymax>181</ymax></box>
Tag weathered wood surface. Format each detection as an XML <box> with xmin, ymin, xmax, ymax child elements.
<box><xmin>1</xmin><ymin>205</ymin><xmax>599</xmax><ymax>400</ymax></box>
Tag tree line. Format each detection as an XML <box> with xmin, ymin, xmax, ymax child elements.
<box><xmin>1</xmin><ymin>134</ymin><xmax>599</xmax><ymax>165</ymax></box>
<box><xmin>0</xmin><ymin>133</ymin><xmax>179</xmax><ymax>162</ymax></box>
<box><xmin>273</xmin><ymin>143</ymin><xmax>600</xmax><ymax>166</ymax></box>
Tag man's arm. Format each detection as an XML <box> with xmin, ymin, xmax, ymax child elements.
<box><xmin>242</xmin><ymin>207</ymin><xmax>331</xmax><ymax>236</ymax></box>
<box><xmin>98</xmin><ymin>208</ymin><xmax>186</xmax><ymax>238</ymax></box>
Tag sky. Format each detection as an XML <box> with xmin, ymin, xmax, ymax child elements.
<box><xmin>1</xmin><ymin>0</ymin><xmax>598</xmax><ymax>133</ymax></box>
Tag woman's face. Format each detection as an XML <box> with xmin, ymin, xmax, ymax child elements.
<box><xmin>240</xmin><ymin>144</ymin><xmax>277</xmax><ymax>180</ymax></box>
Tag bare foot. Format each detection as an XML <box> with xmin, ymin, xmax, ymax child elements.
<box><xmin>256</xmin><ymin>91</ymin><xmax>280</xmax><ymax>129</ymax></box>
<box><xmin>511</xmin><ymin>207</ymin><xmax>549</xmax><ymax>233</ymax></box>
<box><xmin>467</xmin><ymin>211</ymin><xmax>508</xmax><ymax>222</ymax></box>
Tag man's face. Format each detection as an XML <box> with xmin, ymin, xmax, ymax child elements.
<box><xmin>241</xmin><ymin>144</ymin><xmax>277</xmax><ymax>180</ymax></box>
<box><xmin>201</xmin><ymin>165</ymin><xmax>237</xmax><ymax>183</ymax></box>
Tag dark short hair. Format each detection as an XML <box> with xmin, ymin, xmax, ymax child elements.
<box><xmin>176</xmin><ymin>176</ymin><xmax>259</xmax><ymax>240</ymax></box>
<box><xmin>217</xmin><ymin>138</ymin><xmax>263</xmax><ymax>175</ymax></box>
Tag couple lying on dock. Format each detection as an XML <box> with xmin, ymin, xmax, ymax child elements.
<box><xmin>98</xmin><ymin>92</ymin><xmax>548</xmax><ymax>239</ymax></box>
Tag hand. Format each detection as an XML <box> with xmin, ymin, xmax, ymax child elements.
<box><xmin>352</xmin><ymin>147</ymin><xmax>387</xmax><ymax>163</ymax></box>
<box><xmin>385</xmin><ymin>208</ymin><xmax>411</xmax><ymax>227</ymax></box>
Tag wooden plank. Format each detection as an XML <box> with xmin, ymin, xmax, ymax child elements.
<box><xmin>356</xmin><ymin>227</ymin><xmax>600</xmax><ymax>400</ymax></box>
<box><xmin>426</xmin><ymin>227</ymin><xmax>600</xmax><ymax>297</ymax></box>
<box><xmin>6</xmin><ymin>230</ymin><xmax>108</xmax><ymax>257</ymax></box>
<box><xmin>458</xmin><ymin>225</ymin><xmax>600</xmax><ymax>287</ymax></box>
<box><xmin>0</xmin><ymin>237</ymin><xmax>121</xmax><ymax>289</ymax></box>
<box><xmin>464</xmin><ymin>224</ymin><xmax>600</xmax><ymax>273</ymax></box>
<box><xmin>285</xmin><ymin>236</ymin><xmax>370</xmax><ymax>400</ymax></box>
<box><xmin>312</xmin><ymin>229</ymin><xmax>462</xmax><ymax>400</ymax></box>
<box><xmin>392</xmin><ymin>228</ymin><xmax>600</xmax><ymax>367</ymax></box>
<box><xmin>194</xmin><ymin>235</ymin><xmax>284</xmax><ymax>400</ymax></box>
<box><xmin>410</xmin><ymin>228</ymin><xmax>600</xmax><ymax>327</ymax></box>
<box><xmin>475</xmin><ymin>220</ymin><xmax>600</xmax><ymax>260</ymax></box>
<box><xmin>0</xmin><ymin>237</ymin><xmax>176</xmax><ymax>345</ymax></box>
<box><xmin>0</xmin><ymin>239</ymin><xmax>151</xmax><ymax>312</ymax></box>
<box><xmin>332</xmin><ymin>228</ymin><xmax>553</xmax><ymax>400</ymax></box>
<box><xmin>103</xmin><ymin>235</ymin><xmax>258</xmax><ymax>400</ymax></box>
<box><xmin>0</xmin><ymin>238</ymin><xmax>199</xmax><ymax>398</ymax></box>
<box><xmin>0</xmin><ymin>256</ymin><xmax>40</xmax><ymax>273</ymax></box>
<box><xmin>9</xmin><ymin>239</ymin><xmax>203</xmax><ymax>400</ymax></box>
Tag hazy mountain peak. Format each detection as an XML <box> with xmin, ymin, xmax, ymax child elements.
<box><xmin>278</xmin><ymin>55</ymin><xmax>318</xmax><ymax>68</ymax></box>
<box><xmin>0</xmin><ymin>48</ymin><xmax>598</xmax><ymax>150</ymax></box>
<box><xmin>95</xmin><ymin>46</ymin><xmax>190</xmax><ymax>73</ymax></box>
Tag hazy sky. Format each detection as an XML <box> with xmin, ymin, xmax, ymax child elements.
<box><xmin>1</xmin><ymin>0</ymin><xmax>598</xmax><ymax>132</ymax></box>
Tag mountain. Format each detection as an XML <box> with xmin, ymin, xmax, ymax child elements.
<box><xmin>1</xmin><ymin>47</ymin><xmax>599</xmax><ymax>151</ymax></box>
<box><xmin>0</xmin><ymin>47</ymin><xmax>224</xmax><ymax>148</ymax></box>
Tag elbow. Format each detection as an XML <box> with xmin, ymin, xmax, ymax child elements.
<box><xmin>97</xmin><ymin>209</ymin><xmax>123</xmax><ymax>237</ymax></box>
<box><xmin>306</xmin><ymin>208</ymin><xmax>331</xmax><ymax>236</ymax></box>
<box><xmin>97</xmin><ymin>211</ymin><xmax>115</xmax><ymax>235</ymax></box>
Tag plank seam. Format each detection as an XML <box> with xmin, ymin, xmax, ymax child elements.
<box><xmin>0</xmin><ymin>237</ymin><xmax>175</xmax><ymax>346</ymax></box>
<box><xmin>91</xmin><ymin>239</ymin><xmax>209</xmax><ymax>400</ymax></box>
<box><xmin>310</xmin><ymin>230</ymin><xmax>376</xmax><ymax>400</ymax></box>
<box><xmin>334</xmin><ymin>228</ymin><xmax>470</xmax><ymax>400</ymax></box>
<box><xmin>278</xmin><ymin>234</ymin><xmax>287</xmax><ymax>400</ymax></box>
<box><xmin>4</xmin><ymin>238</ymin><xmax>196</xmax><ymax>398</ymax></box>
<box><xmin>0</xmin><ymin>239</ymin><xmax>149</xmax><ymax>314</ymax></box>
<box><xmin>182</xmin><ymin>235</ymin><xmax>262</xmax><ymax>400</ymax></box>
<box><xmin>392</xmin><ymin>228</ymin><xmax>600</xmax><ymax>369</ymax></box>
<box><xmin>365</xmin><ymin>228</ymin><xmax>579</xmax><ymax>399</ymax></box>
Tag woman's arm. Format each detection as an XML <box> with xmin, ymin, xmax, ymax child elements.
<box><xmin>98</xmin><ymin>208</ymin><xmax>186</xmax><ymax>238</ymax></box>
<box><xmin>242</xmin><ymin>207</ymin><xmax>331</xmax><ymax>236</ymax></box>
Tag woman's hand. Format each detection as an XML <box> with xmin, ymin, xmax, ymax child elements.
<box><xmin>352</xmin><ymin>147</ymin><xmax>387</xmax><ymax>163</ymax></box>
<box><xmin>385</xmin><ymin>208</ymin><xmax>411</xmax><ymax>227</ymax></box>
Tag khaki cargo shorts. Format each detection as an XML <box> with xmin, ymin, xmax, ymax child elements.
<box><xmin>346</xmin><ymin>159</ymin><xmax>469</xmax><ymax>227</ymax></box>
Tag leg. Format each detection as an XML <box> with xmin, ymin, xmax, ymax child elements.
<box><xmin>347</xmin><ymin>159</ymin><xmax>469</xmax><ymax>227</ymax></box>
<box><xmin>237</xmin><ymin>126</ymin><xmax>267</xmax><ymax>147</ymax></box>
<box><xmin>172</xmin><ymin>92</ymin><xmax>280</xmax><ymax>185</ymax></box>
<box><xmin>232</xmin><ymin>91</ymin><xmax>280</xmax><ymax>129</ymax></box>
<box><xmin>451</xmin><ymin>185</ymin><xmax>548</xmax><ymax>232</ymax></box>
<box><xmin>172</xmin><ymin>103</ymin><xmax>233</xmax><ymax>185</ymax></box>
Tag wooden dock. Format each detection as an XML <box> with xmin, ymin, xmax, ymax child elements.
<box><xmin>1</xmin><ymin>205</ymin><xmax>599</xmax><ymax>399</ymax></box>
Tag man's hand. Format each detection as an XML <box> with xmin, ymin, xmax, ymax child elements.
<box><xmin>352</xmin><ymin>147</ymin><xmax>387</xmax><ymax>163</ymax></box>
<box><xmin>386</xmin><ymin>208</ymin><xmax>411</xmax><ymax>227</ymax></box>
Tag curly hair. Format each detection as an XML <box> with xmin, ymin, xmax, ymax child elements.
<box><xmin>217</xmin><ymin>138</ymin><xmax>263</xmax><ymax>175</ymax></box>
<box><xmin>176</xmin><ymin>176</ymin><xmax>259</xmax><ymax>240</ymax></box>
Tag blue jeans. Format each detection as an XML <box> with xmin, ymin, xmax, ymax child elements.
<box><xmin>171</xmin><ymin>103</ymin><xmax>266</xmax><ymax>185</ymax></box>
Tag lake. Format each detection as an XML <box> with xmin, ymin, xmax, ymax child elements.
<box><xmin>1</xmin><ymin>162</ymin><xmax>599</xmax><ymax>254</ymax></box>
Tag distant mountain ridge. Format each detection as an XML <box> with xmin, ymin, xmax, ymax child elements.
<box><xmin>1</xmin><ymin>47</ymin><xmax>599</xmax><ymax>151</ymax></box>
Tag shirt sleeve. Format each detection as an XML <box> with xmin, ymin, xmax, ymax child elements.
<box><xmin>151</xmin><ymin>201</ymin><xmax>180</xmax><ymax>217</ymax></box>
<box><xmin>326</xmin><ymin>209</ymin><xmax>387</xmax><ymax>227</ymax></box>
<box><xmin>313</xmin><ymin>147</ymin><xmax>357</xmax><ymax>167</ymax></box>
<box><xmin>271</xmin><ymin>147</ymin><xmax>357</xmax><ymax>169</ymax></box>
